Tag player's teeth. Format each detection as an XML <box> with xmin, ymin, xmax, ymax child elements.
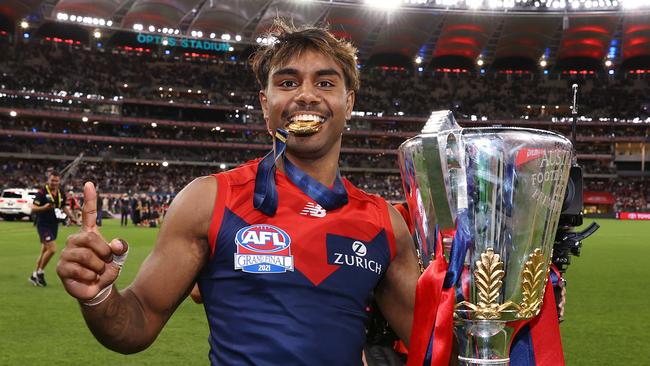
<box><xmin>291</xmin><ymin>114</ymin><xmax>323</xmax><ymax>122</ymax></box>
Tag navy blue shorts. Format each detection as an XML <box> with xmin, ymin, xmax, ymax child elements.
<box><xmin>37</xmin><ymin>223</ymin><xmax>58</xmax><ymax>243</ymax></box>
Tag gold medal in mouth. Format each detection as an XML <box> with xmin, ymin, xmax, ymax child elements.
<box><xmin>285</xmin><ymin>114</ymin><xmax>325</xmax><ymax>136</ymax></box>
<box><xmin>285</xmin><ymin>120</ymin><xmax>323</xmax><ymax>135</ymax></box>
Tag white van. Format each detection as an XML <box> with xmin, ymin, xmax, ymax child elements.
<box><xmin>0</xmin><ymin>188</ymin><xmax>38</xmax><ymax>221</ymax></box>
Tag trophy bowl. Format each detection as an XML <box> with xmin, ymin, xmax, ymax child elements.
<box><xmin>399</xmin><ymin>111</ymin><xmax>573</xmax><ymax>365</ymax></box>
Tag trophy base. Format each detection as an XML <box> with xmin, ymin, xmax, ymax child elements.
<box><xmin>454</xmin><ymin>319</ymin><xmax>514</xmax><ymax>366</ymax></box>
<box><xmin>458</xmin><ymin>356</ymin><xmax>509</xmax><ymax>365</ymax></box>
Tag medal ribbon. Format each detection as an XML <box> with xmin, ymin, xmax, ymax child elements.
<box><xmin>45</xmin><ymin>185</ymin><xmax>61</xmax><ymax>208</ymax></box>
<box><xmin>253</xmin><ymin>129</ymin><xmax>348</xmax><ymax>217</ymax></box>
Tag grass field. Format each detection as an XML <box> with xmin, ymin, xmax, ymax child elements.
<box><xmin>0</xmin><ymin>218</ymin><xmax>648</xmax><ymax>365</ymax></box>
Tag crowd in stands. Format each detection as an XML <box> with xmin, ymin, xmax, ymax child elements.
<box><xmin>2</xmin><ymin>38</ymin><xmax>650</xmax><ymax>121</ymax></box>
<box><xmin>0</xmin><ymin>159</ymin><xmax>403</xmax><ymax>202</ymax></box>
<box><xmin>2</xmin><ymin>159</ymin><xmax>646</xmax><ymax>210</ymax></box>
<box><xmin>0</xmin><ymin>37</ymin><xmax>648</xmax><ymax>212</ymax></box>
<box><xmin>586</xmin><ymin>178</ymin><xmax>650</xmax><ymax>212</ymax></box>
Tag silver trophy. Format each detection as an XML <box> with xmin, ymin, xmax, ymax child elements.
<box><xmin>398</xmin><ymin>111</ymin><xmax>573</xmax><ymax>365</ymax></box>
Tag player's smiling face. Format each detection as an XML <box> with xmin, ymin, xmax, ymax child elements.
<box><xmin>259</xmin><ymin>48</ymin><xmax>355</xmax><ymax>160</ymax></box>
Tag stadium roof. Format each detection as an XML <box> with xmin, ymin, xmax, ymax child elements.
<box><xmin>2</xmin><ymin>0</ymin><xmax>650</xmax><ymax>69</ymax></box>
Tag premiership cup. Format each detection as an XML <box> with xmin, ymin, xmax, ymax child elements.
<box><xmin>398</xmin><ymin>111</ymin><xmax>573</xmax><ymax>365</ymax></box>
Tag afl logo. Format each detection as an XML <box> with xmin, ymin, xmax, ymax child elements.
<box><xmin>235</xmin><ymin>224</ymin><xmax>291</xmax><ymax>253</ymax></box>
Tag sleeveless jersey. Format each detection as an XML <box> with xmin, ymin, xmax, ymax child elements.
<box><xmin>198</xmin><ymin>159</ymin><xmax>397</xmax><ymax>366</ymax></box>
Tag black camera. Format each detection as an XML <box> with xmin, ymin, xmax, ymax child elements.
<box><xmin>552</xmin><ymin>83</ymin><xmax>600</xmax><ymax>275</ymax></box>
<box><xmin>552</xmin><ymin>164</ymin><xmax>599</xmax><ymax>274</ymax></box>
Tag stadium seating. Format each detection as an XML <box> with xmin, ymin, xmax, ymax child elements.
<box><xmin>1</xmin><ymin>36</ymin><xmax>648</xmax><ymax>210</ymax></box>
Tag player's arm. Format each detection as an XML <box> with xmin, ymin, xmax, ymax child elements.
<box><xmin>30</xmin><ymin>192</ymin><xmax>52</xmax><ymax>213</ymax></box>
<box><xmin>57</xmin><ymin>177</ymin><xmax>215</xmax><ymax>353</ymax></box>
<box><xmin>30</xmin><ymin>203</ymin><xmax>52</xmax><ymax>213</ymax></box>
<box><xmin>374</xmin><ymin>203</ymin><xmax>420</xmax><ymax>346</ymax></box>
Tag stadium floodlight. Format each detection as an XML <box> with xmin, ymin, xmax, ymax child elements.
<box><xmin>57</xmin><ymin>13</ymin><xmax>69</xmax><ymax>21</ymax></box>
<box><xmin>220</xmin><ymin>163</ymin><xmax>227</xmax><ymax>169</ymax></box>
<box><xmin>228</xmin><ymin>47</ymin><xmax>234</xmax><ymax>52</ymax></box>
<box><xmin>94</xmin><ymin>31</ymin><xmax>102</xmax><ymax>39</ymax></box>
<box><xmin>605</xmin><ymin>60</ymin><xmax>612</xmax><ymax>67</ymax></box>
<box><xmin>162</xmin><ymin>38</ymin><xmax>169</xmax><ymax>46</ymax></box>
<box><xmin>221</xmin><ymin>33</ymin><xmax>231</xmax><ymax>41</ymax></box>
<box><xmin>133</xmin><ymin>23</ymin><xmax>143</xmax><ymax>31</ymax></box>
<box><xmin>20</xmin><ymin>21</ymin><xmax>29</xmax><ymax>29</ymax></box>
<box><xmin>99</xmin><ymin>19</ymin><xmax>105</xmax><ymax>26</ymax></box>
<box><xmin>210</xmin><ymin>32</ymin><xmax>216</xmax><ymax>39</ymax></box>
<box><xmin>540</xmin><ymin>60</ymin><xmax>547</xmax><ymax>67</ymax></box>
<box><xmin>256</xmin><ymin>37</ymin><xmax>262</xmax><ymax>43</ymax></box>
<box><xmin>190</xmin><ymin>30</ymin><xmax>197</xmax><ymax>37</ymax></box>
<box><xmin>9</xmin><ymin>110</ymin><xmax>17</xmax><ymax>117</ymax></box>
<box><xmin>235</xmin><ymin>35</ymin><xmax>242</xmax><ymax>42</ymax></box>
<box><xmin>415</xmin><ymin>56</ymin><xmax>422</xmax><ymax>64</ymax></box>
<box><xmin>162</xmin><ymin>161</ymin><xmax>169</xmax><ymax>167</ymax></box>
<box><xmin>477</xmin><ymin>59</ymin><xmax>484</xmax><ymax>66</ymax></box>
<box><xmin>174</xmin><ymin>29</ymin><xmax>179</xmax><ymax>35</ymax></box>
<box><xmin>151</xmin><ymin>122</ymin><xmax>158</xmax><ymax>128</ymax></box>
<box><xmin>107</xmin><ymin>20</ymin><xmax>113</xmax><ymax>27</ymax></box>
<box><xmin>163</xmin><ymin>27</ymin><xmax>169</xmax><ymax>33</ymax></box>
<box><xmin>364</xmin><ymin>0</ymin><xmax>401</xmax><ymax>10</ymax></box>
<box><xmin>92</xmin><ymin>18</ymin><xmax>99</xmax><ymax>25</ymax></box>
<box><xmin>148</xmin><ymin>25</ymin><xmax>155</xmax><ymax>32</ymax></box>
<box><xmin>82</xmin><ymin>116</ymin><xmax>89</xmax><ymax>122</ymax></box>
<box><xmin>197</xmin><ymin>31</ymin><xmax>203</xmax><ymax>37</ymax></box>
<box><xmin>467</xmin><ymin>0</ymin><xmax>484</xmax><ymax>7</ymax></box>
<box><xmin>70</xmin><ymin>15</ymin><xmax>77</xmax><ymax>21</ymax></box>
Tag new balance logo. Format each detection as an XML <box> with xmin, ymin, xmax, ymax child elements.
<box><xmin>300</xmin><ymin>202</ymin><xmax>326</xmax><ymax>218</ymax></box>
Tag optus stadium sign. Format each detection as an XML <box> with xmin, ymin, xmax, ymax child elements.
<box><xmin>136</xmin><ymin>33</ymin><xmax>230</xmax><ymax>52</ymax></box>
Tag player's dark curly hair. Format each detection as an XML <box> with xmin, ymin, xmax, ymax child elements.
<box><xmin>250</xmin><ymin>18</ymin><xmax>360</xmax><ymax>93</ymax></box>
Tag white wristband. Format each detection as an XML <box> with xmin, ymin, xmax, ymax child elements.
<box><xmin>82</xmin><ymin>285</ymin><xmax>113</xmax><ymax>307</ymax></box>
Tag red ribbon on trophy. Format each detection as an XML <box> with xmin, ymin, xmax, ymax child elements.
<box><xmin>407</xmin><ymin>228</ymin><xmax>455</xmax><ymax>366</ymax></box>
<box><xmin>408</xmin><ymin>234</ymin><xmax>566</xmax><ymax>366</ymax></box>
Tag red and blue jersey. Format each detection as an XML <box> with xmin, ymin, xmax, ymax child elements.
<box><xmin>197</xmin><ymin>159</ymin><xmax>397</xmax><ymax>366</ymax></box>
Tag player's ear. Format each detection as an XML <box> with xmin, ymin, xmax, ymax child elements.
<box><xmin>345</xmin><ymin>90</ymin><xmax>355</xmax><ymax>121</ymax></box>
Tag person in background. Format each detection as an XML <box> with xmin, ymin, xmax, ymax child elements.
<box><xmin>29</xmin><ymin>171</ymin><xmax>77</xmax><ymax>287</ymax></box>
<box><xmin>95</xmin><ymin>185</ymin><xmax>103</xmax><ymax>227</ymax></box>
<box><xmin>120</xmin><ymin>193</ymin><xmax>130</xmax><ymax>227</ymax></box>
